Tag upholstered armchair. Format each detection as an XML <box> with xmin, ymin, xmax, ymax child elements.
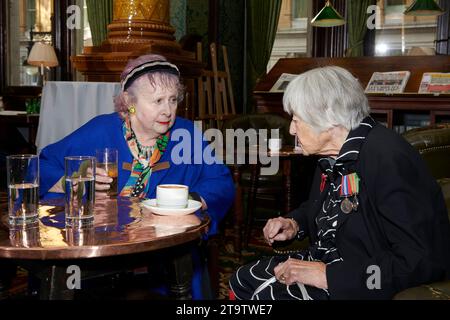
<box><xmin>393</xmin><ymin>124</ymin><xmax>450</xmax><ymax>299</ymax></box>
<box><xmin>402</xmin><ymin>123</ymin><xmax>450</xmax><ymax>180</ymax></box>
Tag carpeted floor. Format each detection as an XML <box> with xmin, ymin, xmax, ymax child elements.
<box><xmin>216</xmin><ymin>226</ymin><xmax>274</xmax><ymax>300</ymax></box>
<box><xmin>0</xmin><ymin>193</ymin><xmax>277</xmax><ymax>300</ymax></box>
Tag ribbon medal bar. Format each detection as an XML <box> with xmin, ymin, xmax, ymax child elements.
<box><xmin>340</xmin><ymin>173</ymin><xmax>360</xmax><ymax>214</ymax></box>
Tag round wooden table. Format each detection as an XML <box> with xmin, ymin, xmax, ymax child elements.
<box><xmin>0</xmin><ymin>197</ymin><xmax>210</xmax><ymax>299</ymax></box>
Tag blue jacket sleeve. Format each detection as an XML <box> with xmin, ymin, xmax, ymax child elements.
<box><xmin>39</xmin><ymin>143</ymin><xmax>66</xmax><ymax>198</ymax></box>
<box><xmin>39</xmin><ymin>113</ymin><xmax>123</xmax><ymax>199</ymax></box>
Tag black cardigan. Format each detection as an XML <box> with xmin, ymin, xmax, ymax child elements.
<box><xmin>288</xmin><ymin>123</ymin><xmax>450</xmax><ymax>300</ymax></box>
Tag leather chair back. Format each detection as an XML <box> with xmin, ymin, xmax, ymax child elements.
<box><xmin>402</xmin><ymin>123</ymin><xmax>450</xmax><ymax>181</ymax></box>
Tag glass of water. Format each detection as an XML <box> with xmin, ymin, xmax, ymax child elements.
<box><xmin>7</xmin><ymin>154</ymin><xmax>39</xmax><ymax>225</ymax></box>
<box><xmin>64</xmin><ymin>156</ymin><xmax>96</xmax><ymax>227</ymax></box>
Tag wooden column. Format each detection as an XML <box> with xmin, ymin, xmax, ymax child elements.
<box><xmin>71</xmin><ymin>0</ymin><xmax>203</xmax><ymax>119</ymax></box>
<box><xmin>106</xmin><ymin>0</ymin><xmax>177</xmax><ymax>50</ymax></box>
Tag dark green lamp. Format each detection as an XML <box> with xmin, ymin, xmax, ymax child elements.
<box><xmin>404</xmin><ymin>0</ymin><xmax>444</xmax><ymax>16</ymax></box>
<box><xmin>311</xmin><ymin>0</ymin><xmax>346</xmax><ymax>27</ymax></box>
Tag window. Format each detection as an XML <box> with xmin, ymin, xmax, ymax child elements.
<box><xmin>268</xmin><ymin>0</ymin><xmax>311</xmax><ymax>72</ymax></box>
<box><xmin>6</xmin><ymin>0</ymin><xmax>54</xmax><ymax>86</ymax></box>
<box><xmin>375</xmin><ymin>0</ymin><xmax>438</xmax><ymax>56</ymax></box>
<box><xmin>81</xmin><ymin>0</ymin><xmax>92</xmax><ymax>48</ymax></box>
<box><xmin>5</xmin><ymin>0</ymin><xmax>93</xmax><ymax>85</ymax></box>
<box><xmin>72</xmin><ymin>0</ymin><xmax>92</xmax><ymax>80</ymax></box>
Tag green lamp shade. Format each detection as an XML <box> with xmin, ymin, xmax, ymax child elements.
<box><xmin>404</xmin><ymin>0</ymin><xmax>444</xmax><ymax>16</ymax></box>
<box><xmin>311</xmin><ymin>1</ymin><xmax>346</xmax><ymax>27</ymax></box>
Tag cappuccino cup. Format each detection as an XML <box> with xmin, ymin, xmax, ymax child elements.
<box><xmin>156</xmin><ymin>184</ymin><xmax>189</xmax><ymax>209</ymax></box>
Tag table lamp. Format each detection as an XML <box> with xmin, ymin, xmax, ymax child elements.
<box><xmin>27</xmin><ymin>42</ymin><xmax>59</xmax><ymax>85</ymax></box>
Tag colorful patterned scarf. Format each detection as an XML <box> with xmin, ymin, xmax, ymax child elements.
<box><xmin>120</xmin><ymin>115</ymin><xmax>169</xmax><ymax>198</ymax></box>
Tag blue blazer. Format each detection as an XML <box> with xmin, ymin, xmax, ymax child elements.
<box><xmin>39</xmin><ymin>112</ymin><xmax>235</xmax><ymax>236</ymax></box>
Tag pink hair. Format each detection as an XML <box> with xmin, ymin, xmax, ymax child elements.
<box><xmin>114</xmin><ymin>54</ymin><xmax>185</xmax><ymax>118</ymax></box>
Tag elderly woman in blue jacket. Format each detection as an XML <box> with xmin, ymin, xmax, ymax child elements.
<box><xmin>39</xmin><ymin>54</ymin><xmax>235</xmax><ymax>299</ymax></box>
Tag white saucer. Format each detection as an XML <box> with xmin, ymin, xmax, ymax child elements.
<box><xmin>141</xmin><ymin>199</ymin><xmax>202</xmax><ymax>216</ymax></box>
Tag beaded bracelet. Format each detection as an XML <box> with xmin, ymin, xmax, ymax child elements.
<box><xmin>288</xmin><ymin>217</ymin><xmax>305</xmax><ymax>240</ymax></box>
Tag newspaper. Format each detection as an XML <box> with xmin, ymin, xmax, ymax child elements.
<box><xmin>419</xmin><ymin>73</ymin><xmax>450</xmax><ymax>94</ymax></box>
<box><xmin>365</xmin><ymin>71</ymin><xmax>410</xmax><ymax>94</ymax></box>
<box><xmin>269</xmin><ymin>73</ymin><xmax>298</xmax><ymax>92</ymax></box>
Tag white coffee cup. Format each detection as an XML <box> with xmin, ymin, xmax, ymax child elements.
<box><xmin>268</xmin><ymin>138</ymin><xmax>282</xmax><ymax>151</ymax></box>
<box><xmin>156</xmin><ymin>184</ymin><xmax>189</xmax><ymax>209</ymax></box>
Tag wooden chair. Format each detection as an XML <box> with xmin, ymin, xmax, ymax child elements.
<box><xmin>197</xmin><ymin>43</ymin><xmax>237</xmax><ymax>131</ymax></box>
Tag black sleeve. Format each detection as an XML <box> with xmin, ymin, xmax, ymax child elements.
<box><xmin>285</xmin><ymin>201</ymin><xmax>310</xmax><ymax>240</ymax></box>
<box><xmin>284</xmin><ymin>164</ymin><xmax>322</xmax><ymax>239</ymax></box>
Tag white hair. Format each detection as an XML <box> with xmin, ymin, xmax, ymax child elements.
<box><xmin>283</xmin><ymin>66</ymin><xmax>370</xmax><ymax>132</ymax></box>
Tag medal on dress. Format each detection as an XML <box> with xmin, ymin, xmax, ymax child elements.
<box><xmin>340</xmin><ymin>198</ymin><xmax>353</xmax><ymax>214</ymax></box>
<box><xmin>340</xmin><ymin>173</ymin><xmax>360</xmax><ymax>214</ymax></box>
<box><xmin>352</xmin><ymin>194</ymin><xmax>359</xmax><ymax>211</ymax></box>
<box><xmin>320</xmin><ymin>173</ymin><xmax>327</xmax><ymax>193</ymax></box>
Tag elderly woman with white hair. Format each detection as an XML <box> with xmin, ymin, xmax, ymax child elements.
<box><xmin>229</xmin><ymin>66</ymin><xmax>450</xmax><ymax>300</ymax></box>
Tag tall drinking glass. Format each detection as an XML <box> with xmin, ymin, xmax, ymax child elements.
<box><xmin>65</xmin><ymin>225</ymin><xmax>95</xmax><ymax>246</ymax></box>
<box><xmin>9</xmin><ymin>221</ymin><xmax>41</xmax><ymax>247</ymax></box>
<box><xmin>95</xmin><ymin>148</ymin><xmax>118</xmax><ymax>197</ymax></box>
<box><xmin>7</xmin><ymin>154</ymin><xmax>39</xmax><ymax>225</ymax></box>
<box><xmin>65</xmin><ymin>156</ymin><xmax>96</xmax><ymax>227</ymax></box>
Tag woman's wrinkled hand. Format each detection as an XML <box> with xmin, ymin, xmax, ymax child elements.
<box><xmin>263</xmin><ymin>217</ymin><xmax>299</xmax><ymax>245</ymax></box>
<box><xmin>274</xmin><ymin>258</ymin><xmax>328</xmax><ymax>289</ymax></box>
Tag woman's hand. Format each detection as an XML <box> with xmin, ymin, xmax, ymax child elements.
<box><xmin>95</xmin><ymin>167</ymin><xmax>113</xmax><ymax>198</ymax></box>
<box><xmin>274</xmin><ymin>258</ymin><xmax>328</xmax><ymax>289</ymax></box>
<box><xmin>263</xmin><ymin>217</ymin><xmax>299</xmax><ymax>245</ymax></box>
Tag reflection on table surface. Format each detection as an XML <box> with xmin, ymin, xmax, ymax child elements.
<box><xmin>0</xmin><ymin>197</ymin><xmax>209</xmax><ymax>259</ymax></box>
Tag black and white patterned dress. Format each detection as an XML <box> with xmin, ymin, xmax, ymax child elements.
<box><xmin>229</xmin><ymin>118</ymin><xmax>375</xmax><ymax>300</ymax></box>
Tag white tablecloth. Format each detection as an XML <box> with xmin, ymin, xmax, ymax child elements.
<box><xmin>36</xmin><ymin>81</ymin><xmax>121</xmax><ymax>153</ymax></box>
